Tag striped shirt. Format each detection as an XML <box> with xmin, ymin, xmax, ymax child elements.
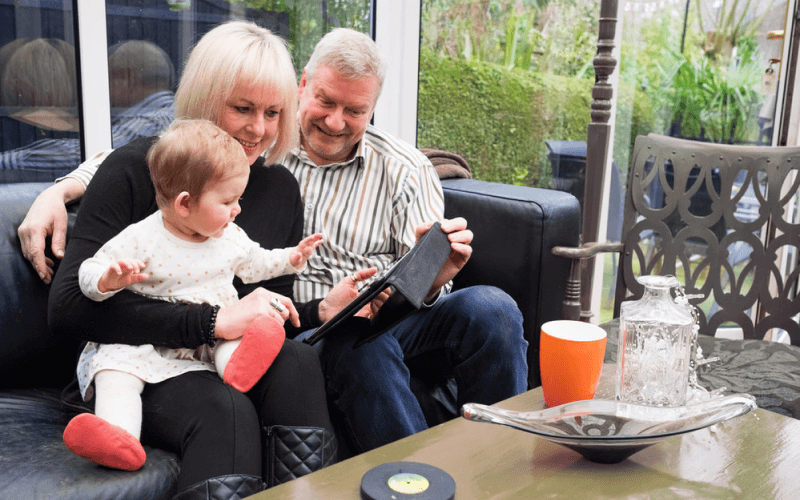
<box><xmin>2</xmin><ymin>91</ymin><xmax>173</xmax><ymax>185</ymax></box>
<box><xmin>61</xmin><ymin>123</ymin><xmax>446</xmax><ymax>304</ymax></box>
<box><xmin>284</xmin><ymin>125</ymin><xmax>445</xmax><ymax>303</ymax></box>
<box><xmin>110</xmin><ymin>91</ymin><xmax>174</xmax><ymax>149</ymax></box>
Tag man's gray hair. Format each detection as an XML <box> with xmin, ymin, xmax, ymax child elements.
<box><xmin>305</xmin><ymin>28</ymin><xmax>387</xmax><ymax>98</ymax></box>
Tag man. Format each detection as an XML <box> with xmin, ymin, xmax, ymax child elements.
<box><xmin>284</xmin><ymin>28</ymin><xmax>527</xmax><ymax>453</ymax></box>
<box><xmin>17</xmin><ymin>28</ymin><xmax>528</xmax><ymax>453</ymax></box>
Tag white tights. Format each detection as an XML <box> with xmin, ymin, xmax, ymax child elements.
<box><xmin>213</xmin><ymin>338</ymin><xmax>241</xmax><ymax>379</ymax></box>
<box><xmin>94</xmin><ymin>370</ymin><xmax>146</xmax><ymax>439</ymax></box>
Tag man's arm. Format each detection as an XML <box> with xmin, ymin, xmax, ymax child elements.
<box><xmin>17</xmin><ymin>177</ymin><xmax>84</xmax><ymax>283</ymax></box>
<box><xmin>17</xmin><ymin>150</ymin><xmax>109</xmax><ymax>283</ymax></box>
<box><xmin>392</xmin><ymin>154</ymin><xmax>472</xmax><ymax>302</ymax></box>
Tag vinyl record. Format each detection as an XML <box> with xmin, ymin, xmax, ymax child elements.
<box><xmin>360</xmin><ymin>461</ymin><xmax>456</xmax><ymax>500</ymax></box>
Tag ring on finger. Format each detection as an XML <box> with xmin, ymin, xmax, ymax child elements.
<box><xmin>350</xmin><ymin>275</ymin><xmax>358</xmax><ymax>283</ymax></box>
<box><xmin>269</xmin><ymin>297</ymin><xmax>287</xmax><ymax>313</ymax></box>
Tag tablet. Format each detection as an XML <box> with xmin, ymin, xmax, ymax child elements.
<box><xmin>302</xmin><ymin>221</ymin><xmax>451</xmax><ymax>347</ymax></box>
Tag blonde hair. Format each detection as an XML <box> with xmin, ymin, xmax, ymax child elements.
<box><xmin>147</xmin><ymin>119</ymin><xmax>249</xmax><ymax>210</ymax></box>
<box><xmin>1</xmin><ymin>38</ymin><xmax>76</xmax><ymax>107</ymax></box>
<box><xmin>174</xmin><ymin>21</ymin><xmax>298</xmax><ymax>164</ymax></box>
<box><xmin>304</xmin><ymin>28</ymin><xmax>387</xmax><ymax>99</ymax></box>
<box><xmin>0</xmin><ymin>38</ymin><xmax>29</xmax><ymax>105</ymax></box>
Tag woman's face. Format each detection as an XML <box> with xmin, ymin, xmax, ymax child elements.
<box><xmin>218</xmin><ymin>83</ymin><xmax>283</xmax><ymax>164</ymax></box>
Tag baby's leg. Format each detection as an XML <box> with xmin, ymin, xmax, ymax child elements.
<box><xmin>95</xmin><ymin>369</ymin><xmax>146</xmax><ymax>438</ymax></box>
<box><xmin>214</xmin><ymin>338</ymin><xmax>242</xmax><ymax>379</ymax></box>
<box><xmin>219</xmin><ymin>315</ymin><xmax>285</xmax><ymax>393</ymax></box>
<box><xmin>63</xmin><ymin>370</ymin><xmax>147</xmax><ymax>471</ymax></box>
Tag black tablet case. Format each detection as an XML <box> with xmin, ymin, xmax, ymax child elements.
<box><xmin>303</xmin><ymin>222</ymin><xmax>451</xmax><ymax>347</ymax></box>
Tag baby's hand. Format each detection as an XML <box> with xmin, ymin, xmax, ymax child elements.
<box><xmin>98</xmin><ymin>258</ymin><xmax>148</xmax><ymax>293</ymax></box>
<box><xmin>289</xmin><ymin>233</ymin><xmax>324</xmax><ymax>269</ymax></box>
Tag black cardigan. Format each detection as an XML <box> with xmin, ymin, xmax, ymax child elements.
<box><xmin>48</xmin><ymin>137</ymin><xmax>321</xmax><ymax>349</ymax></box>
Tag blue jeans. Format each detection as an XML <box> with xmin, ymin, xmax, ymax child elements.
<box><xmin>300</xmin><ymin>285</ymin><xmax>527</xmax><ymax>453</ymax></box>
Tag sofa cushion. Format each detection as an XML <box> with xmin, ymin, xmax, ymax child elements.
<box><xmin>0</xmin><ymin>388</ymin><xmax>179</xmax><ymax>500</ymax></box>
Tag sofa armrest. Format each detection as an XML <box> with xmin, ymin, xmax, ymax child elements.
<box><xmin>0</xmin><ymin>182</ymin><xmax>80</xmax><ymax>390</ymax></box>
<box><xmin>441</xmin><ymin>178</ymin><xmax>581</xmax><ymax>388</ymax></box>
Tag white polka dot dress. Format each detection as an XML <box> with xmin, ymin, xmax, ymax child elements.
<box><xmin>75</xmin><ymin>211</ymin><xmax>301</xmax><ymax>400</ymax></box>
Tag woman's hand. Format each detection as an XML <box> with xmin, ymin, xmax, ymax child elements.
<box><xmin>318</xmin><ymin>268</ymin><xmax>379</xmax><ymax>323</ymax></box>
<box><xmin>416</xmin><ymin>218</ymin><xmax>473</xmax><ymax>301</ymax></box>
<box><xmin>214</xmin><ymin>289</ymin><xmax>298</xmax><ymax>340</ymax></box>
<box><xmin>17</xmin><ymin>179</ymin><xmax>85</xmax><ymax>283</ymax></box>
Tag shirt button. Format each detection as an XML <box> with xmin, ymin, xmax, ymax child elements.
<box><xmin>306</xmin><ymin>203</ymin><xmax>313</xmax><ymax>210</ymax></box>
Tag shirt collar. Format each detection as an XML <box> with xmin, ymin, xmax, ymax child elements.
<box><xmin>291</xmin><ymin>134</ymin><xmax>366</xmax><ymax>168</ymax></box>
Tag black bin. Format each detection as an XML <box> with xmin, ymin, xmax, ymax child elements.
<box><xmin>546</xmin><ymin>140</ymin><xmax>586</xmax><ymax>209</ymax></box>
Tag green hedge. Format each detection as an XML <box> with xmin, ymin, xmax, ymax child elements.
<box><xmin>417</xmin><ymin>50</ymin><xmax>652</xmax><ymax>186</ymax></box>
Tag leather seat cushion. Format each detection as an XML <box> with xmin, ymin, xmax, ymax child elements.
<box><xmin>0</xmin><ymin>388</ymin><xmax>179</xmax><ymax>500</ymax></box>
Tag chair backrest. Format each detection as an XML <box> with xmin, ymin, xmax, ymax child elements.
<box><xmin>614</xmin><ymin>134</ymin><xmax>800</xmax><ymax>343</ymax></box>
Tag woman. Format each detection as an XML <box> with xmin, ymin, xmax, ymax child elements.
<box><xmin>48</xmin><ymin>21</ymin><xmax>338</xmax><ymax>500</ymax></box>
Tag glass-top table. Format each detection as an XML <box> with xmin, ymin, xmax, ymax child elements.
<box><xmin>249</xmin><ymin>362</ymin><xmax>800</xmax><ymax>499</ymax></box>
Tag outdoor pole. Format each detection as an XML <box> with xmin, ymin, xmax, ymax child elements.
<box><xmin>580</xmin><ymin>0</ymin><xmax>619</xmax><ymax>321</ymax></box>
<box><xmin>681</xmin><ymin>0</ymin><xmax>690</xmax><ymax>54</ymax></box>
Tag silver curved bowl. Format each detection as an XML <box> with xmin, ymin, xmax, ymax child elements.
<box><xmin>461</xmin><ymin>394</ymin><xmax>757</xmax><ymax>464</ymax></box>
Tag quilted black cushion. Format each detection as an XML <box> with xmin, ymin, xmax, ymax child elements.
<box><xmin>264</xmin><ymin>425</ymin><xmax>337</xmax><ymax>486</ymax></box>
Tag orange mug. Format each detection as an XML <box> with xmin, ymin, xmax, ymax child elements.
<box><xmin>539</xmin><ymin>320</ymin><xmax>607</xmax><ymax>408</ymax></box>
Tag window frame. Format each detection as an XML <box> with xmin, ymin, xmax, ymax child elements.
<box><xmin>372</xmin><ymin>0</ymin><xmax>421</xmax><ymax>144</ymax></box>
<box><xmin>74</xmin><ymin>0</ymin><xmax>411</xmax><ymax>158</ymax></box>
<box><xmin>75</xmin><ymin>0</ymin><xmax>112</xmax><ymax>160</ymax></box>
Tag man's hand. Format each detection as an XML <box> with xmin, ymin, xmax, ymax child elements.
<box><xmin>318</xmin><ymin>268</ymin><xmax>379</xmax><ymax>323</ymax></box>
<box><xmin>416</xmin><ymin>217</ymin><xmax>473</xmax><ymax>301</ymax></box>
<box><xmin>215</xmin><ymin>289</ymin><xmax>299</xmax><ymax>340</ymax></box>
<box><xmin>97</xmin><ymin>259</ymin><xmax>148</xmax><ymax>293</ymax></box>
<box><xmin>17</xmin><ymin>179</ymin><xmax>84</xmax><ymax>283</ymax></box>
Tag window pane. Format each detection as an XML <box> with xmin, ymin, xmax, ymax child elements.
<box><xmin>104</xmin><ymin>0</ymin><xmax>291</xmax><ymax>150</ymax></box>
<box><xmin>0</xmin><ymin>0</ymin><xmax>80</xmax><ymax>183</ymax></box>
<box><xmin>0</xmin><ymin>0</ymin><xmax>371</xmax><ymax>184</ymax></box>
<box><xmin>617</xmin><ymin>0</ymin><xmax>788</xmax><ymax>153</ymax></box>
<box><xmin>418</xmin><ymin>0</ymin><xmax>597</xmax><ymax>190</ymax></box>
<box><xmin>104</xmin><ymin>0</ymin><xmax>371</xmax><ymax>149</ymax></box>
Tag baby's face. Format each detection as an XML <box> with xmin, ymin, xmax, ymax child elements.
<box><xmin>185</xmin><ymin>169</ymin><xmax>248</xmax><ymax>239</ymax></box>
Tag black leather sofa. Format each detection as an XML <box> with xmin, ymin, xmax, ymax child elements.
<box><xmin>0</xmin><ymin>179</ymin><xmax>580</xmax><ymax>499</ymax></box>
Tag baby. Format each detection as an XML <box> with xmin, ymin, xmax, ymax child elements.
<box><xmin>63</xmin><ymin>119</ymin><xmax>322</xmax><ymax>471</ymax></box>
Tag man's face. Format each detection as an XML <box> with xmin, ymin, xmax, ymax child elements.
<box><xmin>298</xmin><ymin>64</ymin><xmax>379</xmax><ymax>166</ymax></box>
